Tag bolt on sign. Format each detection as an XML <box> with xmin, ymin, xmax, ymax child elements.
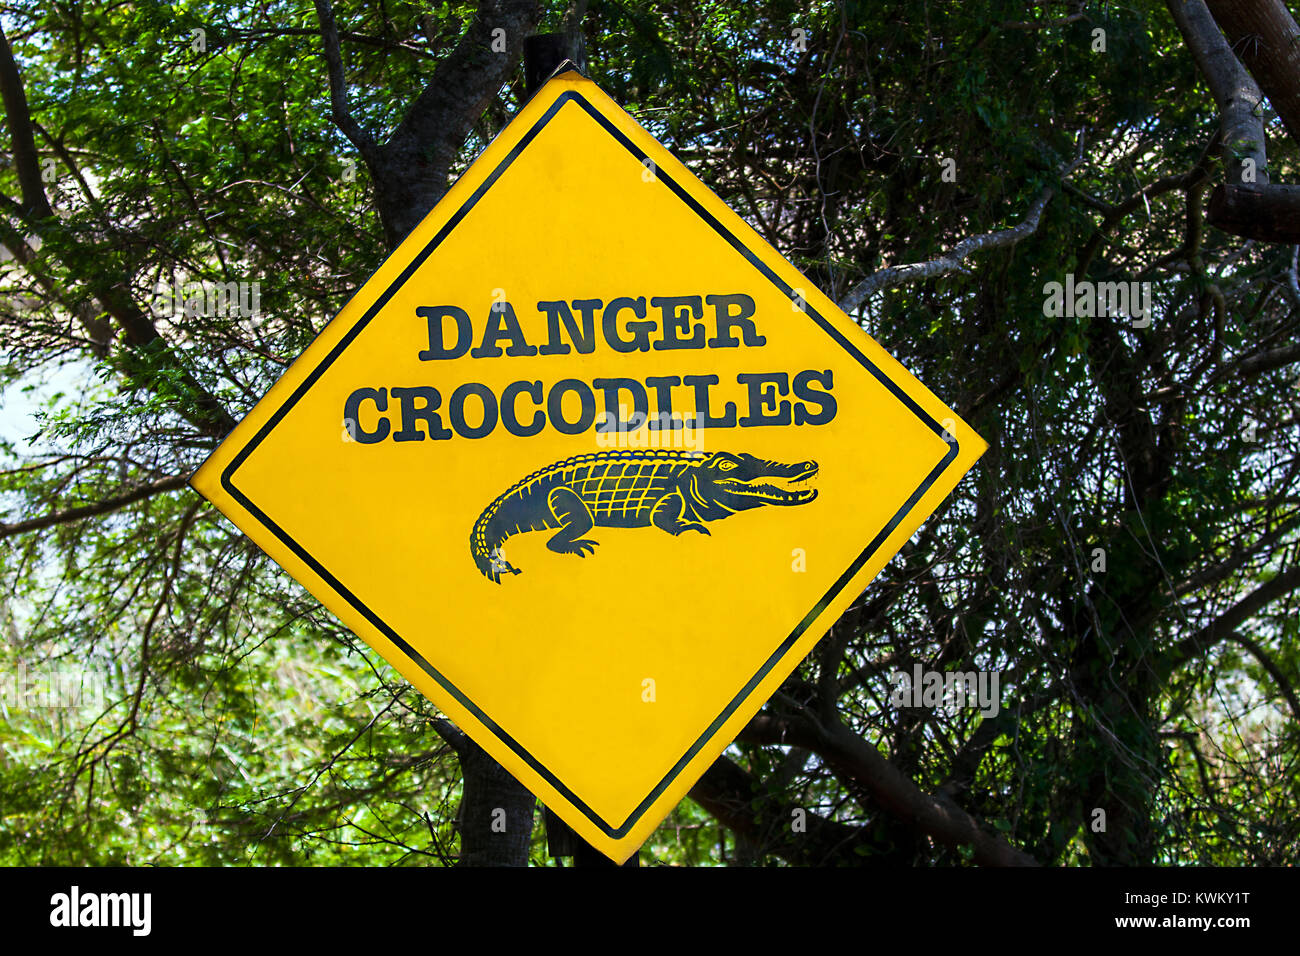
<box><xmin>191</xmin><ymin>69</ymin><xmax>987</xmax><ymax>863</ymax></box>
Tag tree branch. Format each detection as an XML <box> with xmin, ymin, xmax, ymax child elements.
<box><xmin>369</xmin><ymin>0</ymin><xmax>542</xmax><ymax>245</ymax></box>
<box><xmin>0</xmin><ymin>20</ymin><xmax>54</xmax><ymax>220</ymax></box>
<box><xmin>431</xmin><ymin>717</ymin><xmax>469</xmax><ymax>755</ymax></box>
<box><xmin>1158</xmin><ymin>566</ymin><xmax>1300</xmax><ymax>677</ymax></box>
<box><xmin>1206</xmin><ymin>182</ymin><xmax>1300</xmax><ymax>242</ymax></box>
<box><xmin>223</xmin><ymin>26</ymin><xmax>436</xmax><ymax>59</ymax></box>
<box><xmin>838</xmin><ymin>142</ymin><xmax>1083</xmax><ymax>312</ymax></box>
<box><xmin>1214</xmin><ymin>340</ymin><xmax>1300</xmax><ymax>378</ymax></box>
<box><xmin>1075</xmin><ymin>156</ymin><xmax>1215</xmax><ymax>276</ymax></box>
<box><xmin>386</xmin><ymin>0</ymin><xmax>539</xmax><ymax>155</ymax></box>
<box><xmin>560</xmin><ymin>0</ymin><xmax>590</xmax><ymax>38</ymax></box>
<box><xmin>98</xmin><ymin>287</ymin><xmax>237</xmax><ymax>436</ymax></box>
<box><xmin>1205</xmin><ymin>0</ymin><xmax>1300</xmax><ymax>147</ymax></box>
<box><xmin>1167</xmin><ymin>0</ymin><xmax>1269</xmax><ymax>186</ymax></box>
<box><xmin>1</xmin><ymin>25</ymin><xmax>231</xmax><ymax>426</ymax></box>
<box><xmin>838</xmin><ymin>188</ymin><xmax>1054</xmax><ymax>311</ymax></box>
<box><xmin>313</xmin><ymin>0</ymin><xmax>378</xmax><ymax>159</ymax></box>
<box><xmin>1000</xmin><ymin>13</ymin><xmax>1086</xmax><ymax>31</ymax></box>
<box><xmin>689</xmin><ymin>754</ymin><xmax>879</xmax><ymax>865</ymax></box>
<box><xmin>737</xmin><ymin>714</ymin><xmax>1039</xmax><ymax>866</ymax></box>
<box><xmin>1234</xmin><ymin>632</ymin><xmax>1300</xmax><ymax>724</ymax></box>
<box><xmin>0</xmin><ymin>475</ymin><xmax>190</xmax><ymax>540</ymax></box>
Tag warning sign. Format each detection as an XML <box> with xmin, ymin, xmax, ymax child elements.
<box><xmin>191</xmin><ymin>70</ymin><xmax>987</xmax><ymax>862</ymax></box>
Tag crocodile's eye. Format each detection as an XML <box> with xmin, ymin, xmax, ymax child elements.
<box><xmin>718</xmin><ymin>459</ymin><xmax>737</xmax><ymax>471</ymax></box>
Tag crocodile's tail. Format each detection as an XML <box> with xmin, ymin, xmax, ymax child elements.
<box><xmin>471</xmin><ymin>496</ymin><xmax>522</xmax><ymax>584</ymax></box>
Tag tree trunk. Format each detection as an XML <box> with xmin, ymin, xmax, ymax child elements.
<box><xmin>334</xmin><ymin>0</ymin><xmax>546</xmax><ymax>864</ymax></box>
<box><xmin>1208</xmin><ymin>182</ymin><xmax>1300</xmax><ymax>240</ymax></box>
<box><xmin>434</xmin><ymin>720</ymin><xmax>536</xmax><ymax>866</ymax></box>
<box><xmin>1206</xmin><ymin>0</ymin><xmax>1300</xmax><ymax>147</ymax></box>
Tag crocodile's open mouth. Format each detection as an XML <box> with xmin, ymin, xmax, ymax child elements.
<box><xmin>718</xmin><ymin>462</ymin><xmax>819</xmax><ymax>505</ymax></box>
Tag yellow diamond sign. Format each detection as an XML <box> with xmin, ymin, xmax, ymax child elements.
<box><xmin>191</xmin><ymin>70</ymin><xmax>987</xmax><ymax>863</ymax></box>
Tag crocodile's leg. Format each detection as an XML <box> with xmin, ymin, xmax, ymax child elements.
<box><xmin>546</xmin><ymin>487</ymin><xmax>599</xmax><ymax>556</ymax></box>
<box><xmin>651</xmin><ymin>490</ymin><xmax>711</xmax><ymax>536</ymax></box>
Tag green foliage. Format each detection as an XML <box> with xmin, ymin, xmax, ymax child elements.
<box><xmin>0</xmin><ymin>0</ymin><xmax>1297</xmax><ymax>865</ymax></box>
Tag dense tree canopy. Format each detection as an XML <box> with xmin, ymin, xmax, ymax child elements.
<box><xmin>1</xmin><ymin>0</ymin><xmax>1297</xmax><ymax>865</ymax></box>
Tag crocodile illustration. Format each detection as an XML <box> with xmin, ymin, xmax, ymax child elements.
<box><xmin>471</xmin><ymin>449</ymin><xmax>819</xmax><ymax>582</ymax></box>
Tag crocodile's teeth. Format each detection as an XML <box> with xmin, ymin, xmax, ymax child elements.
<box><xmin>726</xmin><ymin>480</ymin><xmax>818</xmax><ymax>503</ymax></box>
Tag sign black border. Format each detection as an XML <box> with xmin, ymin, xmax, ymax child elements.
<box><xmin>211</xmin><ymin>89</ymin><xmax>961</xmax><ymax>838</ymax></box>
